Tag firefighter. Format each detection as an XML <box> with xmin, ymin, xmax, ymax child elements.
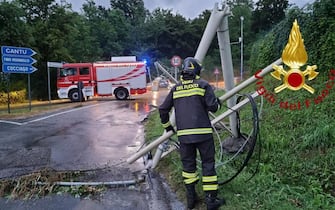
<box><xmin>159</xmin><ymin>57</ymin><xmax>225</xmax><ymax>210</ymax></box>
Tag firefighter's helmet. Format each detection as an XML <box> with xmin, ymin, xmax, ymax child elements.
<box><xmin>182</xmin><ymin>57</ymin><xmax>202</xmax><ymax>76</ymax></box>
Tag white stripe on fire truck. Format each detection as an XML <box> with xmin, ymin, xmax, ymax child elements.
<box><xmin>98</xmin><ymin>68</ymin><xmax>145</xmax><ymax>83</ymax></box>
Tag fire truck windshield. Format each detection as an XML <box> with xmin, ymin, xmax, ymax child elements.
<box><xmin>59</xmin><ymin>68</ymin><xmax>77</xmax><ymax>77</ymax></box>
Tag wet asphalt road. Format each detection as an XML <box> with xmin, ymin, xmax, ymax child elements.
<box><xmin>0</xmin><ymin>89</ymin><xmax>185</xmax><ymax>210</ymax></box>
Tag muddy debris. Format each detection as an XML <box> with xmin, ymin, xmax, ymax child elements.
<box><xmin>0</xmin><ymin>167</ymin><xmax>144</xmax><ymax>200</ymax></box>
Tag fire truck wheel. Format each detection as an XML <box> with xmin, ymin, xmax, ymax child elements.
<box><xmin>69</xmin><ymin>89</ymin><xmax>81</xmax><ymax>102</ymax></box>
<box><xmin>114</xmin><ymin>87</ymin><xmax>129</xmax><ymax>100</ymax></box>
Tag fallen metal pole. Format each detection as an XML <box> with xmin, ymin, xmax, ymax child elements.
<box><xmin>154</xmin><ymin>62</ymin><xmax>177</xmax><ymax>83</ymax></box>
<box><xmin>37</xmin><ymin>180</ymin><xmax>138</xmax><ymax>186</ymax></box>
<box><xmin>127</xmin><ymin>58</ymin><xmax>282</xmax><ymax>164</ymax></box>
<box><xmin>127</xmin><ymin>92</ymin><xmax>258</xmax><ymax>164</ymax></box>
<box><xmin>218</xmin><ymin>58</ymin><xmax>282</xmax><ymax>102</ymax></box>
<box><xmin>217</xmin><ymin>13</ymin><xmax>238</xmax><ymax>137</ymax></box>
<box><xmin>127</xmin><ymin>130</ymin><xmax>174</xmax><ymax>164</ymax></box>
<box><xmin>195</xmin><ymin>4</ymin><xmax>230</xmax><ymax>62</ymax></box>
<box><xmin>212</xmin><ymin>91</ymin><xmax>259</xmax><ymax>125</ymax></box>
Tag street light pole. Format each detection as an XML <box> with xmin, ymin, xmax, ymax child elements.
<box><xmin>240</xmin><ymin>16</ymin><xmax>244</xmax><ymax>81</ymax></box>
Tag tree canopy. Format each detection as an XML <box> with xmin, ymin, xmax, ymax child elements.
<box><xmin>0</xmin><ymin>0</ymin><xmax>333</xmax><ymax>100</ymax></box>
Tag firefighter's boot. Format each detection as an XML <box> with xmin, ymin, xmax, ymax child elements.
<box><xmin>185</xmin><ymin>184</ymin><xmax>198</xmax><ymax>209</ymax></box>
<box><xmin>205</xmin><ymin>191</ymin><xmax>225</xmax><ymax>210</ymax></box>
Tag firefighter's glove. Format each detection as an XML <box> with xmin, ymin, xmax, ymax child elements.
<box><xmin>165</xmin><ymin>125</ymin><xmax>175</xmax><ymax>133</ymax></box>
<box><xmin>216</xmin><ymin>97</ymin><xmax>222</xmax><ymax>109</ymax></box>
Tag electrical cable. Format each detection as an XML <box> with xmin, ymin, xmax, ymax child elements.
<box><xmin>218</xmin><ymin>93</ymin><xmax>260</xmax><ymax>185</ymax></box>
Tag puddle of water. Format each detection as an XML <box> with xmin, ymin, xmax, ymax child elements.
<box><xmin>127</xmin><ymin>91</ymin><xmax>168</xmax><ymax>115</ymax></box>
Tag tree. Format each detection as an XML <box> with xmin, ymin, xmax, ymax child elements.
<box><xmin>252</xmin><ymin>0</ymin><xmax>289</xmax><ymax>33</ymax></box>
<box><xmin>65</xmin><ymin>13</ymin><xmax>100</xmax><ymax>62</ymax></box>
<box><xmin>110</xmin><ymin>0</ymin><xmax>149</xmax><ymax>57</ymax></box>
<box><xmin>144</xmin><ymin>9</ymin><xmax>196</xmax><ymax>60</ymax></box>
<box><xmin>302</xmin><ymin>0</ymin><xmax>335</xmax><ymax>72</ymax></box>
<box><xmin>16</xmin><ymin>0</ymin><xmax>55</xmax><ymax>23</ymax></box>
<box><xmin>0</xmin><ymin>1</ymin><xmax>33</xmax><ymax>92</ymax></box>
<box><xmin>82</xmin><ymin>0</ymin><xmax>130</xmax><ymax>60</ymax></box>
<box><xmin>110</xmin><ymin>0</ymin><xmax>147</xmax><ymax>26</ymax></box>
<box><xmin>0</xmin><ymin>1</ymin><xmax>32</xmax><ymax>46</ymax></box>
<box><xmin>15</xmin><ymin>0</ymin><xmax>89</xmax><ymax>99</ymax></box>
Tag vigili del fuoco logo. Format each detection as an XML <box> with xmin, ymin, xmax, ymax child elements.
<box><xmin>255</xmin><ymin>19</ymin><xmax>335</xmax><ymax>110</ymax></box>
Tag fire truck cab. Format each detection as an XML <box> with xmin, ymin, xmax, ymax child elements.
<box><xmin>57</xmin><ymin>57</ymin><xmax>147</xmax><ymax>102</ymax></box>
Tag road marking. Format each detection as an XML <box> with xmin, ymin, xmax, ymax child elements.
<box><xmin>0</xmin><ymin>103</ymin><xmax>104</xmax><ymax>126</ymax></box>
<box><xmin>0</xmin><ymin>120</ymin><xmax>23</xmax><ymax>126</ymax></box>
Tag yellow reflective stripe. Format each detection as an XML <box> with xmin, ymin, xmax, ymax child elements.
<box><xmin>202</xmin><ymin>176</ymin><xmax>218</xmax><ymax>183</ymax></box>
<box><xmin>173</xmin><ymin>88</ymin><xmax>205</xmax><ymax>99</ymax></box>
<box><xmin>182</xmin><ymin>171</ymin><xmax>199</xmax><ymax>185</ymax></box>
<box><xmin>180</xmin><ymin>76</ymin><xmax>200</xmax><ymax>83</ymax></box>
<box><xmin>184</xmin><ymin>177</ymin><xmax>199</xmax><ymax>185</ymax></box>
<box><xmin>203</xmin><ymin>184</ymin><xmax>218</xmax><ymax>191</ymax></box>
<box><xmin>177</xmin><ymin>128</ymin><xmax>213</xmax><ymax>136</ymax></box>
<box><xmin>181</xmin><ymin>79</ymin><xmax>193</xmax><ymax>84</ymax></box>
<box><xmin>182</xmin><ymin>171</ymin><xmax>197</xmax><ymax>178</ymax></box>
<box><xmin>162</xmin><ymin>121</ymin><xmax>171</xmax><ymax>128</ymax></box>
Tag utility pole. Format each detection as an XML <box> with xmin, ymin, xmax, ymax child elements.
<box><xmin>240</xmin><ymin>16</ymin><xmax>244</xmax><ymax>81</ymax></box>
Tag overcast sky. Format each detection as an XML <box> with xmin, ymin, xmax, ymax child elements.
<box><xmin>63</xmin><ymin>0</ymin><xmax>314</xmax><ymax>19</ymax></box>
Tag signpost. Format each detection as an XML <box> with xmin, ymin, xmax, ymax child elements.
<box><xmin>171</xmin><ymin>55</ymin><xmax>181</xmax><ymax>81</ymax></box>
<box><xmin>1</xmin><ymin>46</ymin><xmax>38</xmax><ymax>112</ymax></box>
<box><xmin>214</xmin><ymin>68</ymin><xmax>220</xmax><ymax>89</ymax></box>
<box><xmin>47</xmin><ymin>62</ymin><xmax>63</xmax><ymax>103</ymax></box>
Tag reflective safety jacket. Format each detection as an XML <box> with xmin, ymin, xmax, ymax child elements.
<box><xmin>159</xmin><ymin>76</ymin><xmax>219</xmax><ymax>143</ymax></box>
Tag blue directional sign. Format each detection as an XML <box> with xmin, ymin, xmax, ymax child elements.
<box><xmin>1</xmin><ymin>46</ymin><xmax>36</xmax><ymax>57</ymax></box>
<box><xmin>1</xmin><ymin>46</ymin><xmax>37</xmax><ymax>74</ymax></box>
<box><xmin>2</xmin><ymin>64</ymin><xmax>37</xmax><ymax>74</ymax></box>
<box><xmin>2</xmin><ymin>55</ymin><xmax>36</xmax><ymax>65</ymax></box>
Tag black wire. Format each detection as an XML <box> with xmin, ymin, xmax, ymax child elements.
<box><xmin>245</xmin><ymin>94</ymin><xmax>261</xmax><ymax>182</ymax></box>
<box><xmin>218</xmin><ymin>93</ymin><xmax>260</xmax><ymax>185</ymax></box>
<box><xmin>246</xmin><ymin>126</ymin><xmax>261</xmax><ymax>182</ymax></box>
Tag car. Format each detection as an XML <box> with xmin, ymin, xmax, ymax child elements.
<box><xmin>159</xmin><ymin>79</ymin><xmax>169</xmax><ymax>88</ymax></box>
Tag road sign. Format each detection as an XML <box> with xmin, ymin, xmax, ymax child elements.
<box><xmin>1</xmin><ymin>46</ymin><xmax>37</xmax><ymax>74</ymax></box>
<box><xmin>214</xmin><ymin>68</ymin><xmax>220</xmax><ymax>75</ymax></box>
<box><xmin>47</xmin><ymin>61</ymin><xmax>63</xmax><ymax>68</ymax></box>
<box><xmin>2</xmin><ymin>64</ymin><xmax>37</xmax><ymax>74</ymax></box>
<box><xmin>2</xmin><ymin>55</ymin><xmax>36</xmax><ymax>65</ymax></box>
<box><xmin>1</xmin><ymin>46</ymin><xmax>36</xmax><ymax>57</ymax></box>
<box><xmin>171</xmin><ymin>55</ymin><xmax>182</xmax><ymax>67</ymax></box>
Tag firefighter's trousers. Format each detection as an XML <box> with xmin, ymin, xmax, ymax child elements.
<box><xmin>179</xmin><ymin>138</ymin><xmax>218</xmax><ymax>193</ymax></box>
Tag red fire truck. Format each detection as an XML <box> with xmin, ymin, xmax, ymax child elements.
<box><xmin>57</xmin><ymin>57</ymin><xmax>147</xmax><ymax>102</ymax></box>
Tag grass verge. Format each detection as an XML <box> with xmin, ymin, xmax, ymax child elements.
<box><xmin>143</xmin><ymin>89</ymin><xmax>335</xmax><ymax>210</ymax></box>
<box><xmin>0</xmin><ymin>100</ymin><xmax>84</xmax><ymax>119</ymax></box>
